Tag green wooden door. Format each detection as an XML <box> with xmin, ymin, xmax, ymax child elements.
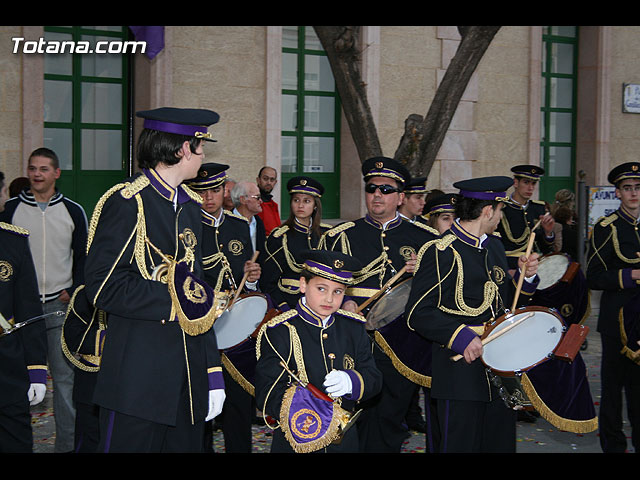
<box><xmin>43</xmin><ymin>26</ymin><xmax>131</xmax><ymax>218</ymax></box>
<box><xmin>539</xmin><ymin>26</ymin><xmax>579</xmax><ymax>203</ymax></box>
<box><xmin>280</xmin><ymin>26</ymin><xmax>341</xmax><ymax>219</ymax></box>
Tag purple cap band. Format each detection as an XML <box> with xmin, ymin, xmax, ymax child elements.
<box><xmin>304</xmin><ymin>260</ymin><xmax>353</xmax><ymax>281</ymax></box>
<box><xmin>459</xmin><ymin>189</ymin><xmax>507</xmax><ymax>201</ymax></box>
<box><xmin>143</xmin><ymin>119</ymin><xmax>208</xmax><ymax>137</ymax></box>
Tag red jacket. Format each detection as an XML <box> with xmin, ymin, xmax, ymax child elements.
<box><xmin>258</xmin><ymin>199</ymin><xmax>281</xmax><ymax>235</ymax></box>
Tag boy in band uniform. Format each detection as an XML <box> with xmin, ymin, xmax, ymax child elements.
<box><xmin>405</xmin><ymin>176</ymin><xmax>540</xmax><ymax>453</ymax></box>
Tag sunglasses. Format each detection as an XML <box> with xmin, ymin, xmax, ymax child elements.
<box><xmin>365</xmin><ymin>183</ymin><xmax>402</xmax><ymax>195</ymax></box>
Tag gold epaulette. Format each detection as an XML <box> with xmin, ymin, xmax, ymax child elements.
<box><xmin>320</xmin><ymin>222</ymin><xmax>333</xmax><ymax>229</ymax></box>
<box><xmin>181</xmin><ymin>184</ymin><xmax>203</xmax><ymax>205</ymax></box>
<box><xmin>325</xmin><ymin>221</ymin><xmax>355</xmax><ymax>237</ymax></box>
<box><xmin>415</xmin><ymin>233</ymin><xmax>456</xmax><ymax>272</ymax></box>
<box><xmin>411</xmin><ymin>221</ymin><xmax>439</xmax><ymax>236</ymax></box>
<box><xmin>531</xmin><ymin>199</ymin><xmax>546</xmax><ymax>206</ymax></box>
<box><xmin>0</xmin><ymin>221</ymin><xmax>29</xmax><ymax>237</ymax></box>
<box><xmin>87</xmin><ymin>182</ymin><xmax>128</xmax><ymax>253</ymax></box>
<box><xmin>225</xmin><ymin>209</ymin><xmax>249</xmax><ymax>222</ymax></box>
<box><xmin>271</xmin><ymin>225</ymin><xmax>290</xmax><ymax>238</ymax></box>
<box><xmin>599</xmin><ymin>213</ymin><xmax>618</xmax><ymax>227</ymax></box>
<box><xmin>336</xmin><ymin>308</ymin><xmax>366</xmax><ymax>324</ymax></box>
<box><xmin>491</xmin><ymin>231</ymin><xmax>502</xmax><ymax>238</ymax></box>
<box><xmin>120</xmin><ymin>175</ymin><xmax>150</xmax><ymax>199</ymax></box>
<box><xmin>255</xmin><ymin>309</ymin><xmax>299</xmax><ymax>360</ymax></box>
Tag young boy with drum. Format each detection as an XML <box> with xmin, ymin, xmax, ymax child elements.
<box><xmin>405</xmin><ymin>176</ymin><xmax>540</xmax><ymax>453</ymax></box>
<box><xmin>254</xmin><ymin>250</ymin><xmax>382</xmax><ymax>453</ymax></box>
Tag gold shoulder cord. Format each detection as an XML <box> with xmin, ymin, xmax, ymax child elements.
<box><xmin>609</xmin><ymin>223</ymin><xmax>640</xmax><ymax>264</ymax></box>
<box><xmin>500</xmin><ymin>213</ymin><xmax>530</xmax><ymax>246</ymax></box>
<box><xmin>586</xmin><ymin>224</ymin><xmax>613</xmax><ymax>271</ymax></box>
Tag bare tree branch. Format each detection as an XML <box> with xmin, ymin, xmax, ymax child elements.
<box><xmin>313</xmin><ymin>26</ymin><xmax>383</xmax><ymax>162</ymax></box>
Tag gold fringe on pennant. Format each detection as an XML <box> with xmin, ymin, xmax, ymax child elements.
<box><xmin>618</xmin><ymin>308</ymin><xmax>640</xmax><ymax>365</ymax></box>
<box><xmin>221</xmin><ymin>353</ymin><xmax>255</xmax><ymax>396</ymax></box>
<box><xmin>520</xmin><ymin>373</ymin><xmax>598</xmax><ymax>434</ymax></box>
<box><xmin>167</xmin><ymin>261</ymin><xmax>217</xmax><ymax>336</ymax></box>
<box><xmin>373</xmin><ymin>331</ymin><xmax>431</xmax><ymax>388</ymax></box>
<box><xmin>279</xmin><ymin>385</ymin><xmax>342</xmax><ymax>453</ymax></box>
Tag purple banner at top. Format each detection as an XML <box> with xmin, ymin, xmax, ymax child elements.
<box><xmin>129</xmin><ymin>26</ymin><xmax>164</xmax><ymax>60</ymax></box>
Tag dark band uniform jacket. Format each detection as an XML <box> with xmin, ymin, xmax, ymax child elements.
<box><xmin>497</xmin><ymin>165</ymin><xmax>554</xmax><ymax>268</ymax></box>
<box><xmin>84</xmin><ymin>168</ymin><xmax>224</xmax><ymax>426</ymax></box>
<box><xmin>0</xmin><ymin>222</ymin><xmax>47</xmax><ymax>409</ymax></box>
<box><xmin>262</xmin><ymin>176</ymin><xmax>330</xmax><ymax>311</ymax></box>
<box><xmin>319</xmin><ymin>159</ymin><xmax>438</xmax><ymax>386</ymax></box>
<box><xmin>405</xmin><ymin>219</ymin><xmax>538</xmax><ymax>402</ymax></box>
<box><xmin>254</xmin><ymin>251</ymin><xmax>383</xmax><ymax>453</ymax></box>
<box><xmin>587</xmin><ymin>202</ymin><xmax>640</xmax><ymax>340</ymax></box>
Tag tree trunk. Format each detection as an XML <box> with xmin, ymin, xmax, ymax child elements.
<box><xmin>313</xmin><ymin>26</ymin><xmax>383</xmax><ymax>162</ymax></box>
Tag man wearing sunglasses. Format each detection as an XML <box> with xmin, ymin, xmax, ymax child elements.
<box><xmin>320</xmin><ymin>156</ymin><xmax>437</xmax><ymax>453</ymax></box>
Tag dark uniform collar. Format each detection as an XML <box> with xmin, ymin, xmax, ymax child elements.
<box><xmin>364</xmin><ymin>212</ymin><xmax>403</xmax><ymax>230</ymax></box>
<box><xmin>618</xmin><ymin>204</ymin><xmax>639</xmax><ymax>225</ymax></box>
<box><xmin>296</xmin><ymin>298</ymin><xmax>334</xmax><ymax>328</ymax></box>
<box><xmin>293</xmin><ymin>217</ymin><xmax>311</xmax><ymax>234</ymax></box>
<box><xmin>508</xmin><ymin>194</ymin><xmax>529</xmax><ymax>210</ymax></box>
<box><xmin>144</xmin><ymin>168</ymin><xmax>192</xmax><ymax>205</ymax></box>
<box><xmin>201</xmin><ymin>208</ymin><xmax>224</xmax><ymax>227</ymax></box>
<box><xmin>450</xmin><ymin>219</ymin><xmax>488</xmax><ymax>248</ymax></box>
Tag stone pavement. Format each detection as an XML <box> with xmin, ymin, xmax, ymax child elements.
<box><xmin>29</xmin><ymin>311</ymin><xmax>633</xmax><ymax>454</ymax></box>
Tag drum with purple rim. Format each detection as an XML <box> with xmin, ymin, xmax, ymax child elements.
<box><xmin>531</xmin><ymin>252</ymin><xmax>590</xmax><ymax>326</ymax></box>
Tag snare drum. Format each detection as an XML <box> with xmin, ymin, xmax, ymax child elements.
<box><xmin>214</xmin><ymin>293</ymin><xmax>269</xmax><ymax>351</ymax></box>
<box><xmin>365</xmin><ymin>278</ymin><xmax>432</xmax><ymax>384</ymax></box>
<box><xmin>532</xmin><ymin>252</ymin><xmax>589</xmax><ymax>326</ymax></box>
<box><xmin>481</xmin><ymin>306</ymin><xmax>565</xmax><ymax>376</ymax></box>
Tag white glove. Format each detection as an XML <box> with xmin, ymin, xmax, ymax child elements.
<box><xmin>205</xmin><ymin>389</ymin><xmax>226</xmax><ymax>421</ymax></box>
<box><xmin>27</xmin><ymin>383</ymin><xmax>47</xmax><ymax>406</ymax></box>
<box><xmin>323</xmin><ymin>370</ymin><xmax>352</xmax><ymax>397</ymax></box>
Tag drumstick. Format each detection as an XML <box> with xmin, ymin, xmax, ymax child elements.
<box><xmin>450</xmin><ymin>311</ymin><xmax>535</xmax><ymax>362</ymax></box>
<box><xmin>356</xmin><ymin>265</ymin><xmax>408</xmax><ymax>313</ymax></box>
<box><xmin>510</xmin><ymin>218</ymin><xmax>542</xmax><ymax>312</ymax></box>
<box><xmin>229</xmin><ymin>250</ymin><xmax>260</xmax><ymax>307</ymax></box>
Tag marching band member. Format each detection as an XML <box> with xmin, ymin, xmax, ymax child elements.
<box><xmin>0</xmin><ymin>172</ymin><xmax>47</xmax><ymax>452</ymax></box>
<box><xmin>261</xmin><ymin>176</ymin><xmax>331</xmax><ymax>311</ymax></box>
<box><xmin>84</xmin><ymin>107</ymin><xmax>226</xmax><ymax>453</ymax></box>
<box><xmin>586</xmin><ymin>162</ymin><xmax>640</xmax><ymax>453</ymax></box>
<box><xmin>423</xmin><ymin>192</ymin><xmax>456</xmax><ymax>234</ymax></box>
<box><xmin>405</xmin><ymin>176</ymin><xmax>539</xmax><ymax>453</ymax></box>
<box><xmin>255</xmin><ymin>250</ymin><xmax>382</xmax><ymax>453</ymax></box>
<box><xmin>398</xmin><ymin>176</ymin><xmax>428</xmax><ymax>224</ymax></box>
<box><xmin>496</xmin><ymin>165</ymin><xmax>555</xmax><ymax>269</ymax></box>
<box><xmin>321</xmin><ymin>157</ymin><xmax>438</xmax><ymax>452</ymax></box>
<box><xmin>186</xmin><ymin>162</ymin><xmax>260</xmax><ymax>453</ymax></box>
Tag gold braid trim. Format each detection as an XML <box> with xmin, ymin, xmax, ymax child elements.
<box><xmin>133</xmin><ymin>193</ymin><xmax>152</xmax><ymax>280</ymax></box>
<box><xmin>521</xmin><ymin>373</ymin><xmax>598</xmax><ymax>433</ymax></box>
<box><xmin>202</xmin><ymin>252</ymin><xmax>233</xmax><ymax>292</ymax></box>
<box><xmin>120</xmin><ymin>174</ymin><xmax>150</xmax><ymax>199</ymax></box>
<box><xmin>609</xmin><ymin>222</ymin><xmax>640</xmax><ymax>264</ymax></box>
<box><xmin>60</xmin><ymin>286</ymin><xmax>106</xmax><ymax>373</ymax></box>
<box><xmin>373</xmin><ymin>331</ymin><xmax>431</xmax><ymax>387</ymax></box>
<box><xmin>271</xmin><ymin>225</ymin><xmax>290</xmax><ymax>238</ymax></box>
<box><xmin>0</xmin><ymin>221</ymin><xmax>29</xmax><ymax>237</ymax></box>
<box><xmin>412</xmin><ymin>221</ymin><xmax>440</xmax><ymax>236</ymax></box>
<box><xmin>221</xmin><ymin>353</ymin><xmax>255</xmax><ymax>396</ymax></box>
<box><xmin>500</xmin><ymin>211</ymin><xmax>531</xmax><ymax>246</ymax></box>
<box><xmin>181</xmin><ymin>184</ymin><xmax>203</xmax><ymax>204</ymax></box>
<box><xmin>280</xmin><ymin>384</ymin><xmax>342</xmax><ymax>453</ymax></box>
<box><xmin>618</xmin><ymin>308</ymin><xmax>640</xmax><ymax>365</ymax></box>
<box><xmin>255</xmin><ymin>309</ymin><xmax>299</xmax><ymax>360</ymax></box>
<box><xmin>86</xmin><ymin>182</ymin><xmax>127</xmax><ymax>254</ymax></box>
<box><xmin>167</xmin><ymin>261</ymin><xmax>216</xmax><ymax>336</ymax></box>
<box><xmin>439</xmin><ymin>247</ymin><xmax>498</xmax><ymax>317</ymax></box>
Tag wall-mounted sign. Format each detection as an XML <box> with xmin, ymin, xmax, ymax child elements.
<box><xmin>623</xmin><ymin>83</ymin><xmax>640</xmax><ymax>113</ymax></box>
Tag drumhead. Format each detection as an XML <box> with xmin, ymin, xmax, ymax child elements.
<box><xmin>213</xmin><ymin>295</ymin><xmax>269</xmax><ymax>350</ymax></box>
<box><xmin>536</xmin><ymin>254</ymin><xmax>569</xmax><ymax>290</ymax></box>
<box><xmin>482</xmin><ymin>309</ymin><xmax>564</xmax><ymax>373</ymax></box>
<box><xmin>365</xmin><ymin>278</ymin><xmax>412</xmax><ymax>331</ymax></box>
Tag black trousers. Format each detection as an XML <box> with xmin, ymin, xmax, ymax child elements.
<box><xmin>0</xmin><ymin>399</ymin><xmax>32</xmax><ymax>453</ymax></box>
<box><xmin>436</xmin><ymin>394</ymin><xmax>516</xmax><ymax>453</ymax></box>
<box><xmin>599</xmin><ymin>333</ymin><xmax>640</xmax><ymax>453</ymax></box>
<box><xmin>357</xmin><ymin>347</ymin><xmax>417</xmax><ymax>452</ymax></box>
<box><xmin>74</xmin><ymin>401</ymin><xmax>100</xmax><ymax>453</ymax></box>
<box><xmin>218</xmin><ymin>369</ymin><xmax>253</xmax><ymax>453</ymax></box>
<box><xmin>97</xmin><ymin>388</ymin><xmax>205</xmax><ymax>453</ymax></box>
